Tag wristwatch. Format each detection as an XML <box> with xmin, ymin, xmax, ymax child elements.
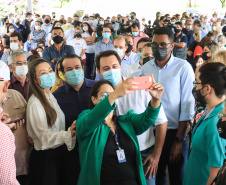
<box><xmin>175</xmin><ymin>136</ymin><xmax>183</xmax><ymax>142</ymax></box>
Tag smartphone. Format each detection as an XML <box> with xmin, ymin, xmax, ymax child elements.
<box><xmin>131</xmin><ymin>75</ymin><xmax>154</xmax><ymax>91</ymax></box>
<box><xmin>9</xmin><ymin>117</ymin><xmax>26</xmax><ymax>124</ymax></box>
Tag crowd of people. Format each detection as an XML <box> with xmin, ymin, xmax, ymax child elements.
<box><xmin>1</xmin><ymin>9</ymin><xmax>226</xmax><ymax>185</ymax></box>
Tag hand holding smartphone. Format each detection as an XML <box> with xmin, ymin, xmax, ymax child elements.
<box><xmin>130</xmin><ymin>75</ymin><xmax>154</xmax><ymax>91</ymax></box>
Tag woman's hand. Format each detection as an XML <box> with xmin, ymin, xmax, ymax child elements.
<box><xmin>108</xmin><ymin>77</ymin><xmax>138</xmax><ymax>104</ymax></box>
<box><xmin>70</xmin><ymin>120</ymin><xmax>76</xmax><ymax>137</ymax></box>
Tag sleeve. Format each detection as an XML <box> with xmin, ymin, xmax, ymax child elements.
<box><xmin>27</xmin><ymin>101</ymin><xmax>75</xmax><ymax>151</ymax></box>
<box><xmin>181</xmin><ymin>35</ymin><xmax>188</xmax><ymax>44</ymax></box>
<box><xmin>179</xmin><ymin>63</ymin><xmax>195</xmax><ymax>121</ymax></box>
<box><xmin>21</xmin><ymin>19</ymin><xmax>25</xmax><ymax>27</ymax></box>
<box><xmin>43</xmin><ymin>48</ymin><xmax>51</xmax><ymax>62</ymax></box>
<box><xmin>82</xmin><ymin>39</ymin><xmax>87</xmax><ymax>49</ymax></box>
<box><xmin>1</xmin><ymin>53</ymin><xmax>8</xmax><ymax>64</ymax></box>
<box><xmin>124</xmin><ymin>66</ymin><xmax>131</xmax><ymax>78</ymax></box>
<box><xmin>76</xmin><ymin>96</ymin><xmax>116</xmax><ymax>140</ymax></box>
<box><xmin>0</xmin><ymin>124</ymin><xmax>19</xmax><ymax>185</ymax></box>
<box><xmin>68</xmin><ymin>45</ymin><xmax>75</xmax><ymax>55</ymax></box>
<box><xmin>119</xmin><ymin>103</ymin><xmax>161</xmax><ymax>135</ymax></box>
<box><xmin>95</xmin><ymin>41</ymin><xmax>101</xmax><ymax>57</ymax></box>
<box><xmin>206</xmin><ymin>130</ymin><xmax>225</xmax><ymax>167</ymax></box>
<box><xmin>48</xmin><ymin>33</ymin><xmax>51</xmax><ymax>41</ymax></box>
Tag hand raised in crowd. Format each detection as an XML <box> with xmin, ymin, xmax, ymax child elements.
<box><xmin>70</xmin><ymin>120</ymin><xmax>76</xmax><ymax>137</ymax></box>
<box><xmin>143</xmin><ymin>153</ymin><xmax>160</xmax><ymax>178</ymax></box>
<box><xmin>146</xmin><ymin>75</ymin><xmax>164</xmax><ymax>101</ymax></box>
<box><xmin>0</xmin><ymin>112</ymin><xmax>11</xmax><ymax>124</ymax></box>
<box><xmin>109</xmin><ymin>77</ymin><xmax>138</xmax><ymax>101</ymax></box>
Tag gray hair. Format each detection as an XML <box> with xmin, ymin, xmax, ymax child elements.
<box><xmin>8</xmin><ymin>51</ymin><xmax>26</xmax><ymax>65</ymax></box>
<box><xmin>218</xmin><ymin>35</ymin><xmax>226</xmax><ymax>44</ymax></box>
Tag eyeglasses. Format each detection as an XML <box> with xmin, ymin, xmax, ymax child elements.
<box><xmin>151</xmin><ymin>42</ymin><xmax>171</xmax><ymax>48</ymax></box>
<box><xmin>193</xmin><ymin>81</ymin><xmax>202</xmax><ymax>88</ymax></box>
<box><xmin>13</xmin><ymin>61</ymin><xmax>28</xmax><ymax>66</ymax></box>
<box><xmin>98</xmin><ymin>92</ymin><xmax>111</xmax><ymax>97</ymax></box>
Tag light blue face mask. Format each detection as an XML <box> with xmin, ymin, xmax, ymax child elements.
<box><xmin>65</xmin><ymin>69</ymin><xmax>84</xmax><ymax>85</ymax></box>
<box><xmin>88</xmin><ymin>20</ymin><xmax>94</xmax><ymax>24</ymax></box>
<box><xmin>137</xmin><ymin>53</ymin><xmax>142</xmax><ymax>61</ymax></box>
<box><xmin>132</xmin><ymin>32</ymin><xmax>139</xmax><ymax>37</ymax></box>
<box><xmin>39</xmin><ymin>72</ymin><xmax>55</xmax><ymax>89</ymax></box>
<box><xmin>103</xmin><ymin>32</ymin><xmax>110</xmax><ymax>39</ymax></box>
<box><xmin>103</xmin><ymin>69</ymin><xmax>121</xmax><ymax>86</ymax></box>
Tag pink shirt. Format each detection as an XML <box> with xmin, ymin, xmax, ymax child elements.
<box><xmin>0</xmin><ymin>118</ymin><xmax>19</xmax><ymax>185</ymax></box>
<box><xmin>133</xmin><ymin>31</ymin><xmax>149</xmax><ymax>52</ymax></box>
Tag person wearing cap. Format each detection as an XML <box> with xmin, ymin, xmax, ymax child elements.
<box><xmin>30</xmin><ymin>20</ymin><xmax>46</xmax><ymax>49</ymax></box>
<box><xmin>0</xmin><ymin>60</ymin><xmax>20</xmax><ymax>185</ymax></box>
<box><xmin>1</xmin><ymin>32</ymin><xmax>31</xmax><ymax>65</ymax></box>
<box><xmin>7</xmin><ymin>51</ymin><xmax>29</xmax><ymax>101</ymax></box>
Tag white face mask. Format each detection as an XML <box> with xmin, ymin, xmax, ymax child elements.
<box><xmin>213</xmin><ymin>26</ymin><xmax>217</xmax><ymax>31</ymax></box>
<box><xmin>35</xmin><ymin>25</ymin><xmax>41</xmax><ymax>30</ymax></box>
<box><xmin>114</xmin><ymin>48</ymin><xmax>124</xmax><ymax>58</ymax></box>
<box><xmin>15</xmin><ymin>65</ymin><xmax>28</xmax><ymax>78</ymax></box>
<box><xmin>10</xmin><ymin>43</ymin><xmax>19</xmax><ymax>51</ymax></box>
<box><xmin>196</xmin><ymin>62</ymin><xmax>202</xmax><ymax>67</ymax></box>
<box><xmin>100</xmin><ymin>21</ymin><xmax>104</xmax><ymax>25</ymax></box>
<box><xmin>9</xmin><ymin>28</ymin><xmax>14</xmax><ymax>33</ymax></box>
<box><xmin>182</xmin><ymin>20</ymin><xmax>186</xmax><ymax>24</ymax></box>
<box><xmin>187</xmin><ymin>25</ymin><xmax>193</xmax><ymax>30</ymax></box>
<box><xmin>205</xmin><ymin>19</ymin><xmax>208</xmax><ymax>22</ymax></box>
<box><xmin>83</xmin><ymin>26</ymin><xmax>88</xmax><ymax>32</ymax></box>
<box><xmin>67</xmin><ymin>23</ymin><xmax>71</xmax><ymax>26</ymax></box>
<box><xmin>38</xmin><ymin>52</ymin><xmax>43</xmax><ymax>57</ymax></box>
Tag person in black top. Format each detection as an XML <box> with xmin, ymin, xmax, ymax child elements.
<box><xmin>21</xmin><ymin>12</ymin><xmax>32</xmax><ymax>43</ymax></box>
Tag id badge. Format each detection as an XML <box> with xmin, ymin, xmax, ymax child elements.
<box><xmin>116</xmin><ymin>149</ymin><xmax>126</xmax><ymax>163</ymax></box>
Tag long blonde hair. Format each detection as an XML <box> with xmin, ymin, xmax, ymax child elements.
<box><xmin>214</xmin><ymin>50</ymin><xmax>226</xmax><ymax>65</ymax></box>
<box><xmin>28</xmin><ymin>58</ymin><xmax>57</xmax><ymax>127</ymax></box>
<box><xmin>54</xmin><ymin>58</ymin><xmax>65</xmax><ymax>86</ymax></box>
<box><xmin>194</xmin><ymin>29</ymin><xmax>201</xmax><ymax>42</ymax></box>
<box><xmin>212</xmin><ymin>21</ymin><xmax>222</xmax><ymax>34</ymax></box>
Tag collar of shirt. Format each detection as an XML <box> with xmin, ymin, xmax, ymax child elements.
<box><xmin>205</xmin><ymin>103</ymin><xmax>224</xmax><ymax>120</ymax></box>
<box><xmin>122</xmin><ymin>55</ymin><xmax>129</xmax><ymax>61</ymax></box>
<box><xmin>175</xmin><ymin>32</ymin><xmax>182</xmax><ymax>40</ymax></box>
<box><xmin>10</xmin><ymin>74</ymin><xmax>29</xmax><ymax>84</ymax></box>
<box><xmin>101</xmin><ymin>39</ymin><xmax>113</xmax><ymax>44</ymax></box>
<box><xmin>152</xmin><ymin>54</ymin><xmax>174</xmax><ymax>69</ymax></box>
<box><xmin>52</xmin><ymin>43</ymin><xmax>66</xmax><ymax>52</ymax></box>
<box><xmin>64</xmin><ymin>78</ymin><xmax>93</xmax><ymax>93</ymax></box>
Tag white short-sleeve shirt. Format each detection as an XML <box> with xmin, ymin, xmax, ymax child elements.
<box><xmin>116</xmin><ymin>90</ymin><xmax>167</xmax><ymax>151</ymax></box>
<box><xmin>68</xmin><ymin>38</ymin><xmax>88</xmax><ymax>59</ymax></box>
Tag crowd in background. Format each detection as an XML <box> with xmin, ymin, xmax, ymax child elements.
<box><xmin>1</xmin><ymin>9</ymin><xmax>226</xmax><ymax>185</ymax></box>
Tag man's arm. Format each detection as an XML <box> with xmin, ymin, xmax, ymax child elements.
<box><xmin>143</xmin><ymin>122</ymin><xmax>167</xmax><ymax>178</ymax></box>
<box><xmin>174</xmin><ymin>42</ymin><xmax>186</xmax><ymax>48</ymax></box>
<box><xmin>68</xmin><ymin>45</ymin><xmax>75</xmax><ymax>55</ymax></box>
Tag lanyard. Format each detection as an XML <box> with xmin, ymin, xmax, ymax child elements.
<box><xmin>113</xmin><ymin>122</ymin><xmax>122</xmax><ymax>150</ymax></box>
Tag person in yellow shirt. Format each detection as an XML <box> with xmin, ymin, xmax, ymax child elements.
<box><xmin>61</xmin><ymin>17</ymin><xmax>74</xmax><ymax>32</ymax></box>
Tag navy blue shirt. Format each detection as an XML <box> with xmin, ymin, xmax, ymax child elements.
<box><xmin>43</xmin><ymin>44</ymin><xmax>75</xmax><ymax>70</ymax></box>
<box><xmin>182</xmin><ymin>28</ymin><xmax>193</xmax><ymax>47</ymax></box>
<box><xmin>53</xmin><ymin>78</ymin><xmax>95</xmax><ymax>130</ymax></box>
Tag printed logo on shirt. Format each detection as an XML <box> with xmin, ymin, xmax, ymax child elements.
<box><xmin>74</xmin><ymin>43</ymin><xmax>81</xmax><ymax>49</ymax></box>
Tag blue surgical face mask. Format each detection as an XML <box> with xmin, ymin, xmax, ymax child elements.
<box><xmin>132</xmin><ymin>32</ymin><xmax>139</xmax><ymax>37</ymax></box>
<box><xmin>88</xmin><ymin>20</ymin><xmax>94</xmax><ymax>24</ymax></box>
<box><xmin>65</xmin><ymin>69</ymin><xmax>84</xmax><ymax>85</ymax></box>
<box><xmin>102</xmin><ymin>69</ymin><xmax>121</xmax><ymax>86</ymax></box>
<box><xmin>39</xmin><ymin>73</ymin><xmax>55</xmax><ymax>89</ymax></box>
<box><xmin>137</xmin><ymin>53</ymin><xmax>142</xmax><ymax>61</ymax></box>
<box><xmin>103</xmin><ymin>32</ymin><xmax>110</xmax><ymax>39</ymax></box>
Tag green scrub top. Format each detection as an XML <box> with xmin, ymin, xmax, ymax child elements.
<box><xmin>183</xmin><ymin>103</ymin><xmax>226</xmax><ymax>185</ymax></box>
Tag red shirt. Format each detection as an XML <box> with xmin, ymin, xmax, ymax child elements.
<box><xmin>0</xmin><ymin>117</ymin><xmax>19</xmax><ymax>185</ymax></box>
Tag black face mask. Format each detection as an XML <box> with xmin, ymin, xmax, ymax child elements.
<box><xmin>53</xmin><ymin>16</ymin><xmax>56</xmax><ymax>18</ymax></box>
<box><xmin>143</xmin><ymin>56</ymin><xmax>154</xmax><ymax>65</ymax></box>
<box><xmin>75</xmin><ymin>33</ymin><xmax>81</xmax><ymax>38</ymax></box>
<box><xmin>174</xmin><ymin>28</ymin><xmax>181</xmax><ymax>33</ymax></box>
<box><xmin>192</xmin><ymin>86</ymin><xmax>207</xmax><ymax>104</ymax></box>
<box><xmin>152</xmin><ymin>46</ymin><xmax>169</xmax><ymax>62</ymax></box>
<box><xmin>112</xmin><ymin>21</ymin><xmax>115</xmax><ymax>24</ymax></box>
<box><xmin>125</xmin><ymin>44</ymin><xmax>133</xmax><ymax>53</ymax></box>
<box><xmin>202</xmin><ymin>52</ymin><xmax>210</xmax><ymax>61</ymax></box>
<box><xmin>131</xmin><ymin>16</ymin><xmax>134</xmax><ymax>20</ymax></box>
<box><xmin>217</xmin><ymin>118</ymin><xmax>226</xmax><ymax>139</ymax></box>
<box><xmin>53</xmin><ymin>35</ymin><xmax>64</xmax><ymax>44</ymax></box>
<box><xmin>45</xmin><ymin>19</ymin><xmax>50</xmax><ymax>24</ymax></box>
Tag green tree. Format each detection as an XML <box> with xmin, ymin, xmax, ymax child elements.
<box><xmin>58</xmin><ymin>0</ymin><xmax>70</xmax><ymax>8</ymax></box>
<box><xmin>220</xmin><ymin>0</ymin><xmax>226</xmax><ymax>8</ymax></box>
